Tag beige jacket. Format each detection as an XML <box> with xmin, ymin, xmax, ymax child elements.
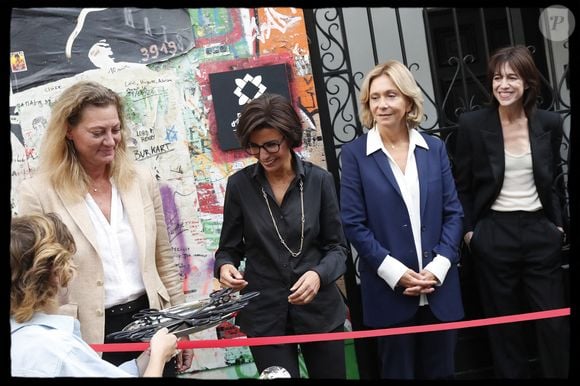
<box><xmin>17</xmin><ymin>164</ymin><xmax>185</xmax><ymax>345</ymax></box>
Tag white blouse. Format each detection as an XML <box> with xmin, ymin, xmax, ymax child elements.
<box><xmin>85</xmin><ymin>182</ymin><xmax>146</xmax><ymax>308</ymax></box>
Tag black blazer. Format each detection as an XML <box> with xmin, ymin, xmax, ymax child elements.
<box><xmin>454</xmin><ymin>107</ymin><xmax>564</xmax><ymax>234</ymax></box>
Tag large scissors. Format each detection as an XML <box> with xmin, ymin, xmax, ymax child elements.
<box><xmin>106</xmin><ymin>288</ymin><xmax>260</xmax><ymax>341</ymax></box>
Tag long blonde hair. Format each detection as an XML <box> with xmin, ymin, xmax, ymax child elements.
<box><xmin>10</xmin><ymin>213</ymin><xmax>77</xmax><ymax>323</ymax></box>
<box><xmin>359</xmin><ymin>60</ymin><xmax>424</xmax><ymax>129</ymax></box>
<box><xmin>38</xmin><ymin>81</ymin><xmax>135</xmax><ymax>201</ymax></box>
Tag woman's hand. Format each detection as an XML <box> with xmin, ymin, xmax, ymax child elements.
<box><xmin>398</xmin><ymin>269</ymin><xmax>437</xmax><ymax>297</ymax></box>
<box><xmin>219</xmin><ymin>263</ymin><xmax>248</xmax><ymax>291</ymax></box>
<box><xmin>149</xmin><ymin>327</ymin><xmax>177</xmax><ymax>363</ymax></box>
<box><xmin>464</xmin><ymin>231</ymin><xmax>474</xmax><ymax>247</ymax></box>
<box><xmin>141</xmin><ymin>327</ymin><xmax>178</xmax><ymax>376</ymax></box>
<box><xmin>288</xmin><ymin>270</ymin><xmax>320</xmax><ymax>305</ymax></box>
<box><xmin>175</xmin><ymin>335</ymin><xmax>194</xmax><ymax>373</ymax></box>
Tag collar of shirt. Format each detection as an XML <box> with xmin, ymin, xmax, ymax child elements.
<box><xmin>366</xmin><ymin>126</ymin><xmax>429</xmax><ymax>156</ymax></box>
<box><xmin>251</xmin><ymin>149</ymin><xmax>306</xmax><ymax>185</ymax></box>
<box><xmin>11</xmin><ymin>312</ymin><xmax>139</xmax><ymax>377</ymax></box>
<box><xmin>11</xmin><ymin>313</ymin><xmax>78</xmax><ymax>335</ymax></box>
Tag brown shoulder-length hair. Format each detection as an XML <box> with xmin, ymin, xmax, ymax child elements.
<box><xmin>38</xmin><ymin>81</ymin><xmax>135</xmax><ymax>201</ymax></box>
<box><xmin>235</xmin><ymin>93</ymin><xmax>303</xmax><ymax>149</ymax></box>
<box><xmin>487</xmin><ymin>45</ymin><xmax>540</xmax><ymax>117</ymax></box>
<box><xmin>10</xmin><ymin>213</ymin><xmax>77</xmax><ymax>323</ymax></box>
<box><xmin>359</xmin><ymin>60</ymin><xmax>424</xmax><ymax>129</ymax></box>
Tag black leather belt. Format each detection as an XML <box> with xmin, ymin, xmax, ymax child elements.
<box><xmin>105</xmin><ymin>294</ymin><xmax>148</xmax><ymax>317</ymax></box>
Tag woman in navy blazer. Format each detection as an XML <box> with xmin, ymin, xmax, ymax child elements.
<box><xmin>340</xmin><ymin>60</ymin><xmax>464</xmax><ymax>379</ymax></box>
<box><xmin>454</xmin><ymin>45</ymin><xmax>569</xmax><ymax>378</ymax></box>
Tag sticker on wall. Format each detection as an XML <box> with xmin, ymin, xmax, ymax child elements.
<box><xmin>10</xmin><ymin>51</ymin><xmax>28</xmax><ymax>73</ymax></box>
<box><xmin>209</xmin><ymin>63</ymin><xmax>291</xmax><ymax>151</ymax></box>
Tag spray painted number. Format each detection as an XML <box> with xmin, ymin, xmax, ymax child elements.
<box><xmin>140</xmin><ymin>41</ymin><xmax>178</xmax><ymax>62</ymax></box>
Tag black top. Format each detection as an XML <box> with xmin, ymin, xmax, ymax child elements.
<box><xmin>214</xmin><ymin>151</ymin><xmax>347</xmax><ymax>337</ymax></box>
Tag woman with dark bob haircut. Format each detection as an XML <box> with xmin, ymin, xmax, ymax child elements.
<box><xmin>235</xmin><ymin>93</ymin><xmax>304</xmax><ymax>149</ymax></box>
<box><xmin>215</xmin><ymin>93</ymin><xmax>348</xmax><ymax>378</ymax></box>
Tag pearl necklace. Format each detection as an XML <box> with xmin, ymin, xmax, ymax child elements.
<box><xmin>261</xmin><ymin>179</ymin><xmax>304</xmax><ymax>257</ymax></box>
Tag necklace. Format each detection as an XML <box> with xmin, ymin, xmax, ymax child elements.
<box><xmin>383</xmin><ymin>138</ymin><xmax>408</xmax><ymax>150</ymax></box>
<box><xmin>91</xmin><ymin>180</ymin><xmax>110</xmax><ymax>193</ymax></box>
<box><xmin>382</xmin><ymin>136</ymin><xmax>398</xmax><ymax>150</ymax></box>
<box><xmin>381</xmin><ymin>136</ymin><xmax>395</xmax><ymax>150</ymax></box>
<box><xmin>261</xmin><ymin>179</ymin><xmax>304</xmax><ymax>257</ymax></box>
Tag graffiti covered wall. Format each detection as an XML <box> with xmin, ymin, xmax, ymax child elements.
<box><xmin>9</xmin><ymin>7</ymin><xmax>324</xmax><ymax>375</ymax></box>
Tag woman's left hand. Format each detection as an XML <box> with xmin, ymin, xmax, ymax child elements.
<box><xmin>288</xmin><ymin>270</ymin><xmax>321</xmax><ymax>305</ymax></box>
<box><xmin>175</xmin><ymin>335</ymin><xmax>194</xmax><ymax>373</ymax></box>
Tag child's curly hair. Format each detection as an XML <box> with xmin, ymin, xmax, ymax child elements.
<box><xmin>10</xmin><ymin>213</ymin><xmax>77</xmax><ymax>323</ymax></box>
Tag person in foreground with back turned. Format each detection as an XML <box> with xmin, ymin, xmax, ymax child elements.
<box><xmin>10</xmin><ymin>212</ymin><xmax>178</xmax><ymax>377</ymax></box>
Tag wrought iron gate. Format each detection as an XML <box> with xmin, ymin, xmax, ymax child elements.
<box><xmin>304</xmin><ymin>7</ymin><xmax>570</xmax><ymax>378</ymax></box>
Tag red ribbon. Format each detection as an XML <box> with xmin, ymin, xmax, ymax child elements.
<box><xmin>90</xmin><ymin>307</ymin><xmax>569</xmax><ymax>352</ymax></box>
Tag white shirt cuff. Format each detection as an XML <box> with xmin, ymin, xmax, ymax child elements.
<box><xmin>119</xmin><ymin>358</ymin><xmax>140</xmax><ymax>377</ymax></box>
<box><xmin>423</xmin><ymin>254</ymin><xmax>451</xmax><ymax>286</ymax></box>
<box><xmin>377</xmin><ymin>255</ymin><xmax>409</xmax><ymax>290</ymax></box>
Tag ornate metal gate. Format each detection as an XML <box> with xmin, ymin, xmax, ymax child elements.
<box><xmin>304</xmin><ymin>7</ymin><xmax>570</xmax><ymax>378</ymax></box>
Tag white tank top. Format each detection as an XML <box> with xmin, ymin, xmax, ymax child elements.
<box><xmin>491</xmin><ymin>146</ymin><xmax>542</xmax><ymax>212</ymax></box>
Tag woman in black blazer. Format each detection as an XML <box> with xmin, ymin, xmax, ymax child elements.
<box><xmin>454</xmin><ymin>46</ymin><xmax>569</xmax><ymax>378</ymax></box>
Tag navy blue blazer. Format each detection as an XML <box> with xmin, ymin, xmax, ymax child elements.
<box><xmin>340</xmin><ymin>130</ymin><xmax>464</xmax><ymax>327</ymax></box>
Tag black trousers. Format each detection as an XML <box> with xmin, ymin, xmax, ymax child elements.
<box><xmin>471</xmin><ymin>210</ymin><xmax>569</xmax><ymax>378</ymax></box>
<box><xmin>249</xmin><ymin>324</ymin><xmax>346</xmax><ymax>379</ymax></box>
<box><xmin>102</xmin><ymin>294</ymin><xmax>177</xmax><ymax>377</ymax></box>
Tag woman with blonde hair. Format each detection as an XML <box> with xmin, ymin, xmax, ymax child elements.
<box><xmin>17</xmin><ymin>80</ymin><xmax>192</xmax><ymax>375</ymax></box>
<box><xmin>340</xmin><ymin>60</ymin><xmax>464</xmax><ymax>379</ymax></box>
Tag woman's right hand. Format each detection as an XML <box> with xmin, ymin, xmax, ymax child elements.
<box><xmin>149</xmin><ymin>327</ymin><xmax>178</xmax><ymax>364</ymax></box>
<box><xmin>464</xmin><ymin>231</ymin><xmax>474</xmax><ymax>247</ymax></box>
<box><xmin>140</xmin><ymin>327</ymin><xmax>178</xmax><ymax>376</ymax></box>
<box><xmin>219</xmin><ymin>263</ymin><xmax>248</xmax><ymax>291</ymax></box>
